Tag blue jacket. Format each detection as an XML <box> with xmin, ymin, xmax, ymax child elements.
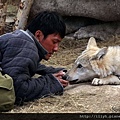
<box><xmin>0</xmin><ymin>30</ymin><xmax>64</xmax><ymax>105</ymax></box>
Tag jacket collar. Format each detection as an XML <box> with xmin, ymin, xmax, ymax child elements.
<box><xmin>26</xmin><ymin>29</ymin><xmax>48</xmax><ymax>60</ymax></box>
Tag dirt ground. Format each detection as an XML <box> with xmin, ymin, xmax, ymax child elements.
<box><xmin>7</xmin><ymin>37</ymin><xmax>120</xmax><ymax>113</ymax></box>
<box><xmin>5</xmin><ymin>4</ymin><xmax>120</xmax><ymax>113</ymax></box>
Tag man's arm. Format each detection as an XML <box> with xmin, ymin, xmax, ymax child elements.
<box><xmin>36</xmin><ymin>63</ymin><xmax>65</xmax><ymax>75</ymax></box>
<box><xmin>35</xmin><ymin>64</ymin><xmax>69</xmax><ymax>87</ymax></box>
<box><xmin>14</xmin><ymin>73</ymin><xmax>64</xmax><ymax>105</ymax></box>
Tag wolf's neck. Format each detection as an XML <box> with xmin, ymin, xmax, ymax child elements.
<box><xmin>90</xmin><ymin>46</ymin><xmax>120</xmax><ymax>77</ymax></box>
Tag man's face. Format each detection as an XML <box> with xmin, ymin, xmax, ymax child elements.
<box><xmin>35</xmin><ymin>31</ymin><xmax>62</xmax><ymax>60</ymax></box>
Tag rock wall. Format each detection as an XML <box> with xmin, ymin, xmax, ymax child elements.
<box><xmin>28</xmin><ymin>0</ymin><xmax>120</xmax><ymax>40</ymax></box>
<box><xmin>30</xmin><ymin>0</ymin><xmax>120</xmax><ymax>21</ymax></box>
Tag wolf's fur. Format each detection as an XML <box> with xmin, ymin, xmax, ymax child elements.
<box><xmin>67</xmin><ymin>37</ymin><xmax>120</xmax><ymax>85</ymax></box>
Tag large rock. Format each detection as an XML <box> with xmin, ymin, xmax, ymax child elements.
<box><xmin>74</xmin><ymin>22</ymin><xmax>120</xmax><ymax>41</ymax></box>
<box><xmin>30</xmin><ymin>0</ymin><xmax>120</xmax><ymax>21</ymax></box>
<box><xmin>28</xmin><ymin>0</ymin><xmax>120</xmax><ymax>41</ymax></box>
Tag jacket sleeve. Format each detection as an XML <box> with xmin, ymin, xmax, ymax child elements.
<box><xmin>36</xmin><ymin>63</ymin><xmax>65</xmax><ymax>75</ymax></box>
<box><xmin>14</xmin><ymin>63</ymin><xmax>66</xmax><ymax>105</ymax></box>
<box><xmin>15</xmin><ymin>73</ymin><xmax>63</xmax><ymax>105</ymax></box>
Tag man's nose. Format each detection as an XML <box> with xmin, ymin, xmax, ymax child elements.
<box><xmin>54</xmin><ymin>44</ymin><xmax>59</xmax><ymax>51</ymax></box>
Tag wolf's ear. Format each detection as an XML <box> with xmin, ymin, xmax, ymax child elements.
<box><xmin>87</xmin><ymin>37</ymin><xmax>97</xmax><ymax>49</ymax></box>
<box><xmin>90</xmin><ymin>47</ymin><xmax>108</xmax><ymax>60</ymax></box>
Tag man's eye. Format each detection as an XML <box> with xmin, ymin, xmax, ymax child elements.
<box><xmin>53</xmin><ymin>39</ymin><xmax>59</xmax><ymax>43</ymax></box>
<box><xmin>77</xmin><ymin>64</ymin><xmax>82</xmax><ymax>68</ymax></box>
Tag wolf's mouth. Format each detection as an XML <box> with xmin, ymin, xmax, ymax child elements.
<box><xmin>62</xmin><ymin>74</ymin><xmax>79</xmax><ymax>84</ymax></box>
<box><xmin>69</xmin><ymin>79</ymin><xmax>79</xmax><ymax>84</ymax></box>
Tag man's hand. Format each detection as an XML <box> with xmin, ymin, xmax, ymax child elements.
<box><xmin>53</xmin><ymin>71</ymin><xmax>69</xmax><ymax>87</ymax></box>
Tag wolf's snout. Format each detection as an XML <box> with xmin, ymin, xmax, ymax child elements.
<box><xmin>62</xmin><ymin>74</ymin><xmax>68</xmax><ymax>80</ymax></box>
<box><xmin>62</xmin><ymin>74</ymin><xmax>78</xmax><ymax>82</ymax></box>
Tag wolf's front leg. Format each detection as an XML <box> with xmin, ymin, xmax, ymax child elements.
<box><xmin>92</xmin><ymin>75</ymin><xmax>120</xmax><ymax>85</ymax></box>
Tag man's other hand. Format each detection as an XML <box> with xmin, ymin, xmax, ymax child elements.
<box><xmin>53</xmin><ymin>71</ymin><xmax>69</xmax><ymax>87</ymax></box>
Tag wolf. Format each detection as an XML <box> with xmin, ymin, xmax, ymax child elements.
<box><xmin>65</xmin><ymin>37</ymin><xmax>120</xmax><ymax>85</ymax></box>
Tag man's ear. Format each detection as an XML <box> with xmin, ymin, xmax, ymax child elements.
<box><xmin>35</xmin><ymin>30</ymin><xmax>44</xmax><ymax>42</ymax></box>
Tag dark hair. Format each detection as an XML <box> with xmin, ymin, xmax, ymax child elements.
<box><xmin>26</xmin><ymin>11</ymin><xmax>66</xmax><ymax>38</ymax></box>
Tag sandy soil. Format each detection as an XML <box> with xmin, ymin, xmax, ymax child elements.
<box><xmin>7</xmin><ymin>37</ymin><xmax>120</xmax><ymax>113</ymax></box>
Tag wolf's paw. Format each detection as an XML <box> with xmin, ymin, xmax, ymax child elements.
<box><xmin>92</xmin><ymin>78</ymin><xmax>105</xmax><ymax>85</ymax></box>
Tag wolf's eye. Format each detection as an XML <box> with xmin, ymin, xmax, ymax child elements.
<box><xmin>77</xmin><ymin>64</ymin><xmax>82</xmax><ymax>68</ymax></box>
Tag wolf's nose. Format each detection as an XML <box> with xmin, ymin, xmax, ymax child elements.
<box><xmin>62</xmin><ymin>74</ymin><xmax>68</xmax><ymax>80</ymax></box>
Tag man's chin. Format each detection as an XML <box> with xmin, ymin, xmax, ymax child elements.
<box><xmin>44</xmin><ymin>53</ymin><xmax>53</xmax><ymax>60</ymax></box>
<box><xmin>44</xmin><ymin>56</ymin><xmax>50</xmax><ymax>60</ymax></box>
<box><xmin>44</xmin><ymin>58</ymin><xmax>49</xmax><ymax>61</ymax></box>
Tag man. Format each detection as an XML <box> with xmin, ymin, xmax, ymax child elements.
<box><xmin>0</xmin><ymin>11</ymin><xmax>69</xmax><ymax>105</ymax></box>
